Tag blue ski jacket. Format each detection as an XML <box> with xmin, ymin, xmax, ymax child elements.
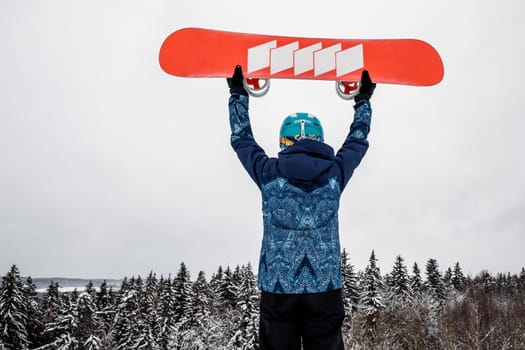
<box><xmin>229</xmin><ymin>93</ymin><xmax>371</xmax><ymax>294</ymax></box>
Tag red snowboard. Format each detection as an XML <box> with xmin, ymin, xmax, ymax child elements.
<box><xmin>159</xmin><ymin>28</ymin><xmax>443</xmax><ymax>97</ymax></box>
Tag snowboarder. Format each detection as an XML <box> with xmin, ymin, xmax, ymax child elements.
<box><xmin>227</xmin><ymin>65</ymin><xmax>375</xmax><ymax>350</ymax></box>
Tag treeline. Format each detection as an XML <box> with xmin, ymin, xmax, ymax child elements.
<box><xmin>1</xmin><ymin>250</ymin><xmax>524</xmax><ymax>350</ymax></box>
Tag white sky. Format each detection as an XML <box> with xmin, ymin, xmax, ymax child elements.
<box><xmin>1</xmin><ymin>0</ymin><xmax>524</xmax><ymax>280</ymax></box>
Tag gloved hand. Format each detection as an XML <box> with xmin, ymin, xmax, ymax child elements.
<box><xmin>354</xmin><ymin>70</ymin><xmax>376</xmax><ymax>102</ymax></box>
<box><xmin>227</xmin><ymin>65</ymin><xmax>248</xmax><ymax>96</ymax></box>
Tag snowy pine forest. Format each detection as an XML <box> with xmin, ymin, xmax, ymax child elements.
<box><xmin>1</xmin><ymin>250</ymin><xmax>525</xmax><ymax>350</ymax></box>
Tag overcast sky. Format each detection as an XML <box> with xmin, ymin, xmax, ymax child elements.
<box><xmin>1</xmin><ymin>0</ymin><xmax>524</xmax><ymax>280</ymax></box>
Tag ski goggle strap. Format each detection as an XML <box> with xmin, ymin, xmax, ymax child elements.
<box><xmin>279</xmin><ymin>134</ymin><xmax>323</xmax><ymax>150</ymax></box>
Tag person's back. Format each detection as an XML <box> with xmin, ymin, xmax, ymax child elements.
<box><xmin>227</xmin><ymin>65</ymin><xmax>375</xmax><ymax>350</ymax></box>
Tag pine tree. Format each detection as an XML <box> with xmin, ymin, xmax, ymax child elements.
<box><xmin>156</xmin><ymin>275</ymin><xmax>177</xmax><ymax>350</ymax></box>
<box><xmin>70</xmin><ymin>288</ymin><xmax>80</xmax><ymax>304</ymax></box>
<box><xmin>209</xmin><ymin>266</ymin><xmax>226</xmax><ymax>311</ymax></box>
<box><xmin>425</xmin><ymin>258</ymin><xmax>446</xmax><ymax>305</ymax></box>
<box><xmin>133</xmin><ymin>276</ymin><xmax>144</xmax><ymax>298</ymax></box>
<box><xmin>134</xmin><ymin>271</ymin><xmax>159</xmax><ymax>350</ymax></box>
<box><xmin>229</xmin><ymin>265</ymin><xmax>243</xmax><ymax>306</ymax></box>
<box><xmin>425</xmin><ymin>259</ymin><xmax>446</xmax><ymax>350</ymax></box>
<box><xmin>451</xmin><ymin>262</ymin><xmax>466</xmax><ymax>292</ymax></box>
<box><xmin>341</xmin><ymin>249</ymin><xmax>360</xmax><ymax>315</ymax></box>
<box><xmin>76</xmin><ymin>291</ymin><xmax>100</xmax><ymax>346</ymax></box>
<box><xmin>95</xmin><ymin>280</ymin><xmax>113</xmax><ymax>337</ymax></box>
<box><xmin>118</xmin><ymin>277</ymin><xmax>130</xmax><ymax>299</ymax></box>
<box><xmin>23</xmin><ymin>276</ymin><xmax>43</xmax><ymax>348</ymax></box>
<box><xmin>389</xmin><ymin>255</ymin><xmax>413</xmax><ymax>305</ymax></box>
<box><xmin>114</xmin><ymin>275</ymin><xmax>155</xmax><ymax>349</ymax></box>
<box><xmin>186</xmin><ymin>270</ymin><xmax>220</xmax><ymax>349</ymax></box>
<box><xmin>410</xmin><ymin>262</ymin><xmax>424</xmax><ymax>298</ymax></box>
<box><xmin>191</xmin><ymin>271</ymin><xmax>210</xmax><ymax>327</ymax></box>
<box><xmin>443</xmin><ymin>267</ymin><xmax>455</xmax><ymax>298</ymax></box>
<box><xmin>340</xmin><ymin>250</ymin><xmax>360</xmax><ymax>346</ymax></box>
<box><xmin>0</xmin><ymin>265</ymin><xmax>29</xmax><ymax>349</ymax></box>
<box><xmin>143</xmin><ymin>272</ymin><xmax>158</xmax><ymax>314</ymax></box>
<box><xmin>360</xmin><ymin>251</ymin><xmax>384</xmax><ymax>345</ymax></box>
<box><xmin>230</xmin><ymin>263</ymin><xmax>259</xmax><ymax>350</ymax></box>
<box><xmin>519</xmin><ymin>267</ymin><xmax>525</xmax><ymax>291</ymax></box>
<box><xmin>142</xmin><ymin>272</ymin><xmax>159</xmax><ymax>330</ymax></box>
<box><xmin>40</xmin><ymin>281</ymin><xmax>62</xmax><ymax>345</ymax></box>
<box><xmin>111</xmin><ymin>284</ymin><xmax>139</xmax><ymax>349</ymax></box>
<box><xmin>42</xmin><ymin>292</ymin><xmax>80</xmax><ymax>349</ymax></box>
<box><xmin>221</xmin><ymin>266</ymin><xmax>237</xmax><ymax>309</ymax></box>
<box><xmin>173</xmin><ymin>262</ymin><xmax>192</xmax><ymax>325</ymax></box>
<box><xmin>85</xmin><ymin>281</ymin><xmax>96</xmax><ymax>299</ymax></box>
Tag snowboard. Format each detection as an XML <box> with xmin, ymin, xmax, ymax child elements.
<box><xmin>159</xmin><ymin>27</ymin><xmax>444</xmax><ymax>95</ymax></box>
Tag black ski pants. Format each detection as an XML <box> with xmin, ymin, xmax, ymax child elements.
<box><xmin>259</xmin><ymin>288</ymin><xmax>345</xmax><ymax>350</ymax></box>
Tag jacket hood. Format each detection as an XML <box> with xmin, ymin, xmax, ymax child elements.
<box><xmin>277</xmin><ymin>139</ymin><xmax>335</xmax><ymax>181</ymax></box>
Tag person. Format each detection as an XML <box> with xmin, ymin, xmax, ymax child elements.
<box><xmin>227</xmin><ymin>65</ymin><xmax>376</xmax><ymax>350</ymax></box>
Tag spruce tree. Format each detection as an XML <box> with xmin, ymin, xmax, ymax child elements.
<box><xmin>23</xmin><ymin>276</ymin><xmax>43</xmax><ymax>348</ymax></box>
<box><xmin>173</xmin><ymin>262</ymin><xmax>192</xmax><ymax>324</ymax></box>
<box><xmin>188</xmin><ymin>271</ymin><xmax>219</xmax><ymax>348</ymax></box>
<box><xmin>425</xmin><ymin>258</ymin><xmax>446</xmax><ymax>305</ymax></box>
<box><xmin>111</xmin><ymin>282</ymin><xmax>139</xmax><ymax>349</ymax></box>
<box><xmin>229</xmin><ymin>265</ymin><xmax>242</xmax><ymax>306</ymax></box>
<box><xmin>95</xmin><ymin>280</ymin><xmax>113</xmax><ymax>336</ymax></box>
<box><xmin>40</xmin><ymin>281</ymin><xmax>62</xmax><ymax>345</ymax></box>
<box><xmin>451</xmin><ymin>262</ymin><xmax>466</xmax><ymax>292</ymax></box>
<box><xmin>230</xmin><ymin>263</ymin><xmax>259</xmax><ymax>350</ymax></box>
<box><xmin>135</xmin><ymin>271</ymin><xmax>159</xmax><ymax>349</ymax></box>
<box><xmin>389</xmin><ymin>255</ymin><xmax>413</xmax><ymax>305</ymax></box>
<box><xmin>133</xmin><ymin>276</ymin><xmax>144</xmax><ymax>299</ymax></box>
<box><xmin>443</xmin><ymin>267</ymin><xmax>453</xmax><ymax>294</ymax></box>
<box><xmin>341</xmin><ymin>249</ymin><xmax>360</xmax><ymax>315</ymax></box>
<box><xmin>425</xmin><ymin>259</ymin><xmax>446</xmax><ymax>349</ymax></box>
<box><xmin>519</xmin><ymin>267</ymin><xmax>525</xmax><ymax>291</ymax></box>
<box><xmin>209</xmin><ymin>266</ymin><xmax>226</xmax><ymax>311</ymax></box>
<box><xmin>156</xmin><ymin>275</ymin><xmax>176</xmax><ymax>350</ymax></box>
<box><xmin>142</xmin><ymin>271</ymin><xmax>159</xmax><ymax>330</ymax></box>
<box><xmin>42</xmin><ymin>292</ymin><xmax>80</xmax><ymax>349</ymax></box>
<box><xmin>76</xmin><ymin>291</ymin><xmax>100</xmax><ymax>346</ymax></box>
<box><xmin>118</xmin><ymin>277</ymin><xmax>130</xmax><ymax>299</ymax></box>
<box><xmin>191</xmin><ymin>271</ymin><xmax>210</xmax><ymax>327</ymax></box>
<box><xmin>0</xmin><ymin>265</ymin><xmax>29</xmax><ymax>349</ymax></box>
<box><xmin>360</xmin><ymin>250</ymin><xmax>384</xmax><ymax>345</ymax></box>
<box><xmin>85</xmin><ymin>280</ymin><xmax>96</xmax><ymax>299</ymax></box>
<box><xmin>70</xmin><ymin>288</ymin><xmax>80</xmax><ymax>303</ymax></box>
<box><xmin>410</xmin><ymin>262</ymin><xmax>424</xmax><ymax>298</ymax></box>
<box><xmin>108</xmin><ymin>286</ymin><xmax>116</xmax><ymax>306</ymax></box>
<box><xmin>221</xmin><ymin>266</ymin><xmax>237</xmax><ymax>309</ymax></box>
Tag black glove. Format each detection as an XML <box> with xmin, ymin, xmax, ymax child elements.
<box><xmin>227</xmin><ymin>65</ymin><xmax>248</xmax><ymax>96</ymax></box>
<box><xmin>354</xmin><ymin>70</ymin><xmax>376</xmax><ymax>102</ymax></box>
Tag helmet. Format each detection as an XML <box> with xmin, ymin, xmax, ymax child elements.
<box><xmin>279</xmin><ymin>112</ymin><xmax>324</xmax><ymax>150</ymax></box>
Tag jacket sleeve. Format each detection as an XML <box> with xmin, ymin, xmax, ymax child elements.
<box><xmin>229</xmin><ymin>93</ymin><xmax>268</xmax><ymax>189</ymax></box>
<box><xmin>335</xmin><ymin>99</ymin><xmax>372</xmax><ymax>189</ymax></box>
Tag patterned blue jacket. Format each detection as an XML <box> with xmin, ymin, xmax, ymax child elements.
<box><xmin>229</xmin><ymin>93</ymin><xmax>371</xmax><ymax>294</ymax></box>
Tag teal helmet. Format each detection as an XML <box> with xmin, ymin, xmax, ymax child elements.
<box><xmin>279</xmin><ymin>112</ymin><xmax>324</xmax><ymax>150</ymax></box>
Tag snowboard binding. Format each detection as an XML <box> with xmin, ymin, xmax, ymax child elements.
<box><xmin>244</xmin><ymin>78</ymin><xmax>271</xmax><ymax>97</ymax></box>
<box><xmin>244</xmin><ymin>78</ymin><xmax>360</xmax><ymax>100</ymax></box>
<box><xmin>336</xmin><ymin>81</ymin><xmax>360</xmax><ymax>100</ymax></box>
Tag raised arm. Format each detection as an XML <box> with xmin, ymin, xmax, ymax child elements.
<box><xmin>228</xmin><ymin>65</ymin><xmax>269</xmax><ymax>188</ymax></box>
<box><xmin>335</xmin><ymin>70</ymin><xmax>376</xmax><ymax>189</ymax></box>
